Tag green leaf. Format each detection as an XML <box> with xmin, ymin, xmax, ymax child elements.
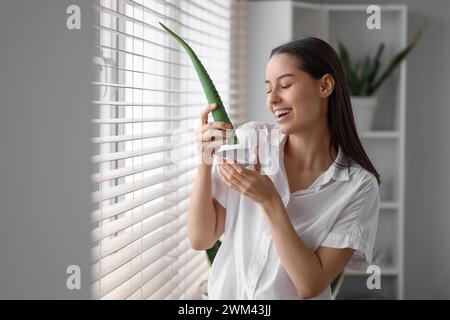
<box><xmin>367</xmin><ymin>43</ymin><xmax>385</xmax><ymax>89</ymax></box>
<box><xmin>338</xmin><ymin>41</ymin><xmax>359</xmax><ymax>95</ymax></box>
<box><xmin>159</xmin><ymin>22</ymin><xmax>239</xmax><ymax>144</ymax></box>
<box><xmin>369</xmin><ymin>23</ymin><xmax>426</xmax><ymax>95</ymax></box>
<box><xmin>358</xmin><ymin>56</ymin><xmax>375</xmax><ymax>96</ymax></box>
<box><xmin>206</xmin><ymin>240</ymin><xmax>222</xmax><ymax>266</ymax></box>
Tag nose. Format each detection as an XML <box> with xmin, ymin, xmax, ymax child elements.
<box><xmin>267</xmin><ymin>88</ymin><xmax>281</xmax><ymax>107</ymax></box>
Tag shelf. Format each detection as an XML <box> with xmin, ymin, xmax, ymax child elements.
<box><xmin>337</xmin><ymin>274</ymin><xmax>399</xmax><ymax>300</ymax></box>
<box><xmin>293</xmin><ymin>2</ymin><xmax>406</xmax><ymax>12</ymax></box>
<box><xmin>345</xmin><ymin>267</ymin><xmax>399</xmax><ymax>276</ymax></box>
<box><xmin>323</xmin><ymin>4</ymin><xmax>406</xmax><ymax>12</ymax></box>
<box><xmin>360</xmin><ymin>139</ymin><xmax>400</xmax><ymax>203</ymax></box>
<box><xmin>380</xmin><ymin>202</ymin><xmax>400</xmax><ymax>210</ymax></box>
<box><xmin>359</xmin><ymin>131</ymin><xmax>400</xmax><ymax>139</ymax></box>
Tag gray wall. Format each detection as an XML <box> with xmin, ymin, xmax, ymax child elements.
<box><xmin>247</xmin><ymin>0</ymin><xmax>293</xmax><ymax>124</ymax></box>
<box><xmin>248</xmin><ymin>0</ymin><xmax>450</xmax><ymax>299</ymax></box>
<box><xmin>0</xmin><ymin>0</ymin><xmax>94</xmax><ymax>299</ymax></box>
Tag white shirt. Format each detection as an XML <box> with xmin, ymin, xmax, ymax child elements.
<box><xmin>207</xmin><ymin>121</ymin><xmax>380</xmax><ymax>300</ymax></box>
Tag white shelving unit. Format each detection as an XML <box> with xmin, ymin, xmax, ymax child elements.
<box><xmin>247</xmin><ymin>1</ymin><xmax>407</xmax><ymax>299</ymax></box>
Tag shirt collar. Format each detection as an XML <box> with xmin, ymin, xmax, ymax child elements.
<box><xmin>278</xmin><ymin>131</ymin><xmax>350</xmax><ymax>189</ymax></box>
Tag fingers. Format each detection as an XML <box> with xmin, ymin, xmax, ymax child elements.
<box><xmin>226</xmin><ymin>157</ymin><xmax>246</xmax><ymax>174</ymax></box>
<box><xmin>195</xmin><ymin>121</ymin><xmax>233</xmax><ymax>148</ymax></box>
<box><xmin>195</xmin><ymin>127</ymin><xmax>231</xmax><ymax>147</ymax></box>
<box><xmin>201</xmin><ymin>128</ymin><xmax>227</xmax><ymax>142</ymax></box>
<box><xmin>204</xmin><ymin>140</ymin><xmax>226</xmax><ymax>154</ymax></box>
<box><xmin>201</xmin><ymin>121</ymin><xmax>233</xmax><ymax>133</ymax></box>
<box><xmin>199</xmin><ymin>140</ymin><xmax>226</xmax><ymax>165</ymax></box>
<box><xmin>218</xmin><ymin>162</ymin><xmax>242</xmax><ymax>187</ymax></box>
<box><xmin>196</xmin><ymin>103</ymin><xmax>234</xmax><ymax>166</ymax></box>
<box><xmin>220</xmin><ymin>157</ymin><xmax>246</xmax><ymax>177</ymax></box>
<box><xmin>200</xmin><ymin>103</ymin><xmax>218</xmax><ymax>125</ymax></box>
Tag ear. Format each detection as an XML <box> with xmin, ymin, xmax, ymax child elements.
<box><xmin>319</xmin><ymin>74</ymin><xmax>335</xmax><ymax>99</ymax></box>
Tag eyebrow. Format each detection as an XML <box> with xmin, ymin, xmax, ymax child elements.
<box><xmin>265</xmin><ymin>73</ymin><xmax>295</xmax><ymax>84</ymax></box>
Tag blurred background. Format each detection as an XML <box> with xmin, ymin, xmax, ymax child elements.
<box><xmin>0</xmin><ymin>0</ymin><xmax>449</xmax><ymax>299</ymax></box>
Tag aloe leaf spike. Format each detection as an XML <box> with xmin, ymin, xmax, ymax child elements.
<box><xmin>159</xmin><ymin>22</ymin><xmax>238</xmax><ymax>144</ymax></box>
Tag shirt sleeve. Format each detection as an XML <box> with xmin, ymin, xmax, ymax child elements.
<box><xmin>321</xmin><ymin>174</ymin><xmax>380</xmax><ymax>271</ymax></box>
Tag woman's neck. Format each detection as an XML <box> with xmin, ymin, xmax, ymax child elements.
<box><xmin>284</xmin><ymin>125</ymin><xmax>336</xmax><ymax>172</ymax></box>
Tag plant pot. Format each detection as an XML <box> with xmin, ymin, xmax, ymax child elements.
<box><xmin>350</xmin><ymin>96</ymin><xmax>378</xmax><ymax>131</ymax></box>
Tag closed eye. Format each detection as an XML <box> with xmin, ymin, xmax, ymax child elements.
<box><xmin>266</xmin><ymin>84</ymin><xmax>292</xmax><ymax>94</ymax></box>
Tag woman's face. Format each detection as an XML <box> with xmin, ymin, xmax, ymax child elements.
<box><xmin>265</xmin><ymin>53</ymin><xmax>327</xmax><ymax>133</ymax></box>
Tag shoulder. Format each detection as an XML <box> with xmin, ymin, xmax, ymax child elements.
<box><xmin>347</xmin><ymin>161</ymin><xmax>380</xmax><ymax>200</ymax></box>
<box><xmin>335</xmin><ymin>161</ymin><xmax>380</xmax><ymax>226</ymax></box>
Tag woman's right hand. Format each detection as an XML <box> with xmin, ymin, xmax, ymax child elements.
<box><xmin>195</xmin><ymin>103</ymin><xmax>233</xmax><ymax>167</ymax></box>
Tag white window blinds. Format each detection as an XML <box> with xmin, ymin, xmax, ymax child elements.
<box><xmin>91</xmin><ymin>0</ymin><xmax>247</xmax><ymax>300</ymax></box>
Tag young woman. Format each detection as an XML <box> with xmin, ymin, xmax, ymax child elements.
<box><xmin>188</xmin><ymin>37</ymin><xmax>381</xmax><ymax>300</ymax></box>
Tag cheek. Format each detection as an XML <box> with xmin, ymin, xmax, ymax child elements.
<box><xmin>291</xmin><ymin>84</ymin><xmax>321</xmax><ymax>113</ymax></box>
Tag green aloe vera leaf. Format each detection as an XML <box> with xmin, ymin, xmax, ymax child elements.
<box><xmin>159</xmin><ymin>22</ymin><xmax>238</xmax><ymax>144</ymax></box>
<box><xmin>369</xmin><ymin>23</ymin><xmax>426</xmax><ymax>95</ymax></box>
<box><xmin>206</xmin><ymin>240</ymin><xmax>222</xmax><ymax>266</ymax></box>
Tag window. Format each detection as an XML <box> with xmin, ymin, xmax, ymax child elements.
<box><xmin>91</xmin><ymin>0</ymin><xmax>247</xmax><ymax>299</ymax></box>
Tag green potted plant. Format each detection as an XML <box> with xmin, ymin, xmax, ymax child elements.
<box><xmin>338</xmin><ymin>24</ymin><xmax>426</xmax><ymax>131</ymax></box>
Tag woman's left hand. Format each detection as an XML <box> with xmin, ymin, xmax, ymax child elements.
<box><xmin>217</xmin><ymin>152</ymin><xmax>281</xmax><ymax>208</ymax></box>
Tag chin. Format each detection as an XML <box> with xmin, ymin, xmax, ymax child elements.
<box><xmin>277</xmin><ymin>121</ymin><xmax>308</xmax><ymax>135</ymax></box>
<box><xmin>276</xmin><ymin>124</ymin><xmax>295</xmax><ymax>136</ymax></box>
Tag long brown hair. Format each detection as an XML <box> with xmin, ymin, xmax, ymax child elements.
<box><xmin>270</xmin><ymin>37</ymin><xmax>381</xmax><ymax>185</ymax></box>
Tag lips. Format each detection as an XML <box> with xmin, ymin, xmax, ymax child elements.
<box><xmin>277</xmin><ymin>111</ymin><xmax>292</xmax><ymax>122</ymax></box>
<box><xmin>274</xmin><ymin>108</ymin><xmax>292</xmax><ymax>120</ymax></box>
